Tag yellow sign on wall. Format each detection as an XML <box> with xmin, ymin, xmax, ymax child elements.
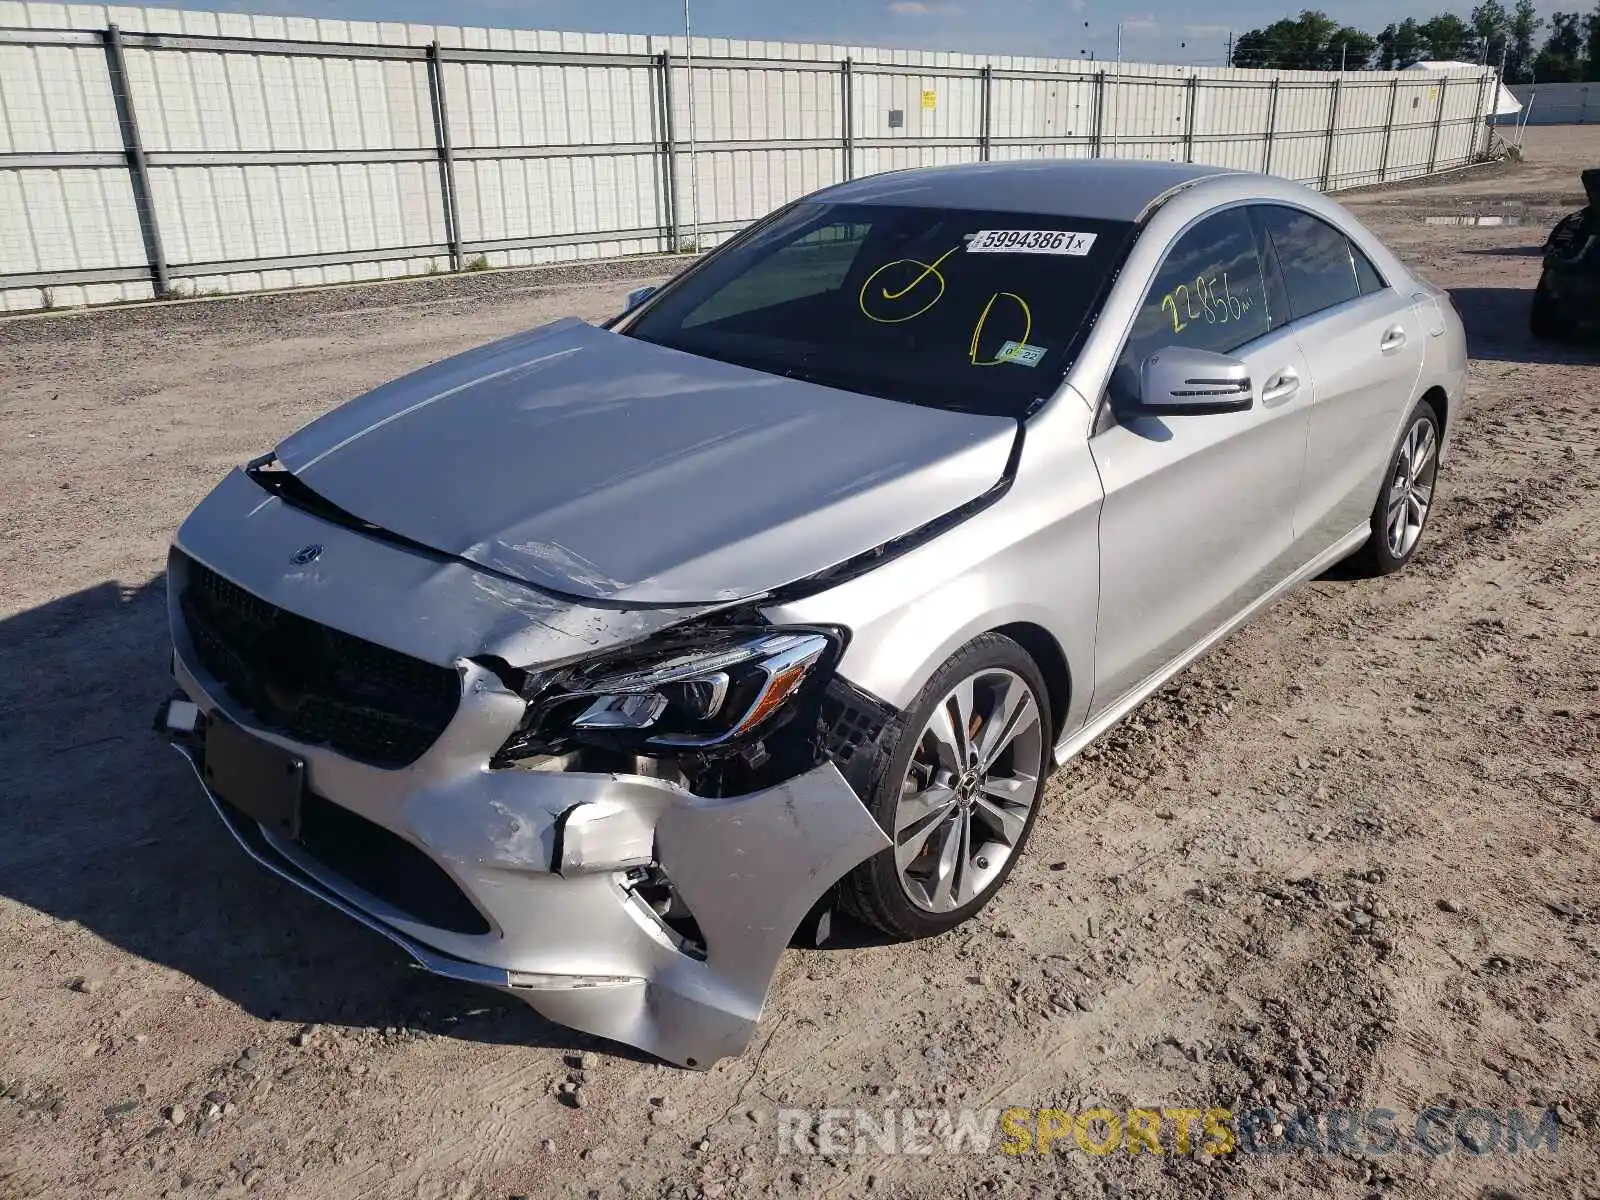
<box><xmin>921</xmin><ymin>89</ymin><xmax>937</xmax><ymax>110</ymax></box>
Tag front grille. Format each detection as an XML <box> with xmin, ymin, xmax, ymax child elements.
<box><xmin>296</xmin><ymin>791</ymin><xmax>491</xmax><ymax>935</ymax></box>
<box><xmin>180</xmin><ymin>556</ymin><xmax>460</xmax><ymax>768</ymax></box>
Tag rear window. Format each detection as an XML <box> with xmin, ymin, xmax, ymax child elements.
<box><xmin>625</xmin><ymin>201</ymin><xmax>1135</xmax><ymax>418</ymax></box>
<box><xmin>1255</xmin><ymin>205</ymin><xmax>1363</xmax><ymax>320</ymax></box>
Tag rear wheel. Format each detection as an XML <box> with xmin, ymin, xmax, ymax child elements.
<box><xmin>1347</xmin><ymin>399</ymin><xmax>1441</xmax><ymax>577</ymax></box>
<box><xmin>841</xmin><ymin>634</ymin><xmax>1052</xmax><ymax>940</ymax></box>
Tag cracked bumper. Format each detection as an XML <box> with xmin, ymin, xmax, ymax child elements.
<box><xmin>163</xmin><ymin>643</ymin><xmax>890</xmax><ymax>1071</ymax></box>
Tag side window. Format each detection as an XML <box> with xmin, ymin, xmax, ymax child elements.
<box><xmin>1255</xmin><ymin>205</ymin><xmax>1362</xmax><ymax>319</ymax></box>
<box><xmin>1352</xmin><ymin>242</ymin><xmax>1387</xmax><ymax>295</ymax></box>
<box><xmin>1113</xmin><ymin>208</ymin><xmax>1273</xmax><ymax>401</ymax></box>
<box><xmin>684</xmin><ymin>222</ymin><xmax>870</xmax><ymax>327</ymax></box>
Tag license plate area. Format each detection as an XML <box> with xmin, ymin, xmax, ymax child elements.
<box><xmin>204</xmin><ymin>717</ymin><xmax>304</xmax><ymax>840</ymax></box>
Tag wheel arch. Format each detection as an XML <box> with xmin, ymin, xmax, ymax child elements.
<box><xmin>1418</xmin><ymin>384</ymin><xmax>1448</xmax><ymax>430</ymax></box>
<box><xmin>992</xmin><ymin>621</ymin><xmax>1073</xmax><ymax>743</ymax></box>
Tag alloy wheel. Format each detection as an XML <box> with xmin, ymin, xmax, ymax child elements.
<box><xmin>892</xmin><ymin>668</ymin><xmax>1044</xmax><ymax>914</ymax></box>
<box><xmin>1385</xmin><ymin>416</ymin><xmax>1438</xmax><ymax>561</ymax></box>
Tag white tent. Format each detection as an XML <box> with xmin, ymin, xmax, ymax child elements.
<box><xmin>1404</xmin><ymin>60</ymin><xmax>1523</xmax><ymax>116</ymax></box>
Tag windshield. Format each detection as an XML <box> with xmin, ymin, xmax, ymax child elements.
<box><xmin>623</xmin><ymin>201</ymin><xmax>1136</xmax><ymax>417</ymax></box>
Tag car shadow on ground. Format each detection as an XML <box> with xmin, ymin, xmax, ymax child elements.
<box><xmin>1446</xmin><ymin>286</ymin><xmax>1599</xmax><ymax>365</ymax></box>
<box><xmin>0</xmin><ymin>576</ymin><xmax>648</xmax><ymax>1061</ymax></box>
<box><xmin>1459</xmin><ymin>245</ymin><xmax>1545</xmax><ymax>257</ymax></box>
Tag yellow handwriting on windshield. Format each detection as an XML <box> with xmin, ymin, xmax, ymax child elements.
<box><xmin>969</xmin><ymin>291</ymin><xmax>1033</xmax><ymax>366</ymax></box>
<box><xmin>858</xmin><ymin>244</ymin><xmax>962</xmax><ymax>324</ymax></box>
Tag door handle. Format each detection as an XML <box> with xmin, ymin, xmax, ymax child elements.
<box><xmin>1380</xmin><ymin>325</ymin><xmax>1408</xmax><ymax>353</ymax></box>
<box><xmin>1260</xmin><ymin>367</ymin><xmax>1300</xmax><ymax>407</ymax></box>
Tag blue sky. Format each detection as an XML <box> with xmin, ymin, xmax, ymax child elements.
<box><xmin>138</xmin><ymin>0</ymin><xmax>1487</xmax><ymax>64</ymax></box>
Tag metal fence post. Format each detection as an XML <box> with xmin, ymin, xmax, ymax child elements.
<box><xmin>1183</xmin><ymin>75</ymin><xmax>1198</xmax><ymax>162</ymax></box>
<box><xmin>658</xmin><ymin>51</ymin><xmax>679</xmax><ymax>251</ymax></box>
<box><xmin>1474</xmin><ymin>69</ymin><xmax>1494</xmax><ymax>158</ymax></box>
<box><xmin>1263</xmin><ymin>78</ymin><xmax>1280</xmax><ymax>176</ymax></box>
<box><xmin>1091</xmin><ymin>71</ymin><xmax>1106</xmax><ymax>158</ymax></box>
<box><xmin>1379</xmin><ymin>77</ymin><xmax>1400</xmax><ymax>183</ymax></box>
<box><xmin>1427</xmin><ymin>75</ymin><xmax>1448</xmax><ymax>173</ymax></box>
<box><xmin>841</xmin><ymin>58</ymin><xmax>854</xmax><ymax>181</ymax></box>
<box><xmin>426</xmin><ymin>43</ymin><xmax>464</xmax><ymax>271</ymax></box>
<box><xmin>979</xmin><ymin>64</ymin><xmax>992</xmax><ymax>162</ymax></box>
<box><xmin>101</xmin><ymin>23</ymin><xmax>169</xmax><ymax>296</ymax></box>
<box><xmin>1319</xmin><ymin>77</ymin><xmax>1342</xmax><ymax>190</ymax></box>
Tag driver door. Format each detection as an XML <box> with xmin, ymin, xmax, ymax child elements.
<box><xmin>1087</xmin><ymin>205</ymin><xmax>1313</xmax><ymax>714</ymax></box>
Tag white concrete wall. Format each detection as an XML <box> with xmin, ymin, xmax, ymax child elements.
<box><xmin>1508</xmin><ymin>82</ymin><xmax>1598</xmax><ymax>125</ymax></box>
<box><xmin>0</xmin><ymin>2</ymin><xmax>1498</xmax><ymax>311</ymax></box>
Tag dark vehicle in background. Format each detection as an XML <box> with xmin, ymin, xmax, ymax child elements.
<box><xmin>1531</xmin><ymin>169</ymin><xmax>1600</xmax><ymax>341</ymax></box>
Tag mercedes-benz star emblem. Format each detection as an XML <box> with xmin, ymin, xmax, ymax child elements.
<box><xmin>290</xmin><ymin>543</ymin><xmax>324</xmax><ymax>565</ymax></box>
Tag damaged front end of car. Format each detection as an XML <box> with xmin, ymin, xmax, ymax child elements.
<box><xmin>156</xmin><ymin>465</ymin><xmax>899</xmax><ymax>1069</ymax></box>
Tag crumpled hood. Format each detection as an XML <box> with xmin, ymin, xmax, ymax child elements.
<box><xmin>274</xmin><ymin>319</ymin><xmax>1017</xmax><ymax>604</ymax></box>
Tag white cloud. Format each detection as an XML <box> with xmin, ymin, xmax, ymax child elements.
<box><xmin>887</xmin><ymin>1</ymin><xmax>960</xmax><ymax>14</ymax></box>
<box><xmin>1120</xmin><ymin>16</ymin><xmax>1160</xmax><ymax>35</ymax></box>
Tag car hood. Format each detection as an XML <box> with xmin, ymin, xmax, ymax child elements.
<box><xmin>274</xmin><ymin>319</ymin><xmax>1017</xmax><ymax>605</ymax></box>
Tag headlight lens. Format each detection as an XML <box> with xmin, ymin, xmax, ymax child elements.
<box><xmin>500</xmin><ymin>626</ymin><xmax>842</xmax><ymax>759</ymax></box>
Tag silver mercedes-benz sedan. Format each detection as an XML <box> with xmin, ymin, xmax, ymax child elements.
<box><xmin>158</xmin><ymin>159</ymin><xmax>1466</xmax><ymax>1068</ymax></box>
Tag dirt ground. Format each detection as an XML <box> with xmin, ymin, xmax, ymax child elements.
<box><xmin>1</xmin><ymin>125</ymin><xmax>1597</xmax><ymax>1200</ymax></box>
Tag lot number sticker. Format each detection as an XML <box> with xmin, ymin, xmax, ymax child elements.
<box><xmin>967</xmin><ymin>230</ymin><xmax>1097</xmax><ymax>256</ymax></box>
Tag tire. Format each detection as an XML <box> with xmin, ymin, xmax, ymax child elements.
<box><xmin>1346</xmin><ymin>399</ymin><xmax>1442</xmax><ymax>578</ymax></box>
<box><xmin>1529</xmin><ymin>276</ymin><xmax>1569</xmax><ymax>341</ymax></box>
<box><xmin>841</xmin><ymin>633</ymin><xmax>1053</xmax><ymax>940</ymax></box>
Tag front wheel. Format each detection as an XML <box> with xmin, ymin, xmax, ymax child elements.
<box><xmin>841</xmin><ymin>633</ymin><xmax>1052</xmax><ymax>940</ymax></box>
<box><xmin>1529</xmin><ymin>276</ymin><xmax>1569</xmax><ymax>341</ymax></box>
<box><xmin>1347</xmin><ymin>399</ymin><xmax>1441</xmax><ymax>577</ymax></box>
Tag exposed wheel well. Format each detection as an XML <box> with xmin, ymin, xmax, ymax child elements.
<box><xmin>1420</xmin><ymin>385</ymin><xmax>1448</xmax><ymax>430</ymax></box>
<box><xmin>994</xmin><ymin>622</ymin><xmax>1072</xmax><ymax>741</ymax></box>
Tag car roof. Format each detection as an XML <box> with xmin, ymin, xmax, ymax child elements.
<box><xmin>810</xmin><ymin>158</ymin><xmax>1245</xmax><ymax>223</ymax></box>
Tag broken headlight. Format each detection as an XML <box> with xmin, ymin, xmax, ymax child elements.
<box><xmin>496</xmin><ymin>626</ymin><xmax>844</xmax><ymax>761</ymax></box>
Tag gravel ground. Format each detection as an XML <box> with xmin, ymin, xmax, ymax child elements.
<box><xmin>1</xmin><ymin>126</ymin><xmax>1597</xmax><ymax>1200</ymax></box>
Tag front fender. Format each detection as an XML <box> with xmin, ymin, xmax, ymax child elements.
<box><xmin>765</xmin><ymin>434</ymin><xmax>1103</xmax><ymax>744</ymax></box>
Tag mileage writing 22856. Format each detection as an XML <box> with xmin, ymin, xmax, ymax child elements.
<box><xmin>1160</xmin><ymin>272</ymin><xmax>1251</xmax><ymax>334</ymax></box>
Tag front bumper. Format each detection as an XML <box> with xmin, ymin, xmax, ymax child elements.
<box><xmin>1540</xmin><ymin>264</ymin><xmax>1600</xmax><ymax>332</ymax></box>
<box><xmin>158</xmin><ymin>469</ymin><xmax>892</xmax><ymax>1067</ymax></box>
<box><xmin>162</xmin><ymin>649</ymin><xmax>889</xmax><ymax>1068</ymax></box>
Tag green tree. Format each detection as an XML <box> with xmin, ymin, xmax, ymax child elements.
<box><xmin>1506</xmin><ymin>0</ymin><xmax>1542</xmax><ymax>79</ymax></box>
<box><xmin>1470</xmin><ymin>0</ymin><xmax>1511</xmax><ymax>62</ymax></box>
<box><xmin>1395</xmin><ymin>17</ymin><xmax>1429</xmax><ymax>65</ymax></box>
<box><xmin>1231</xmin><ymin>27</ymin><xmax>1272</xmax><ymax>66</ymax></box>
<box><xmin>1533</xmin><ymin>10</ymin><xmax>1585</xmax><ymax>78</ymax></box>
<box><xmin>1326</xmin><ymin>26</ymin><xmax>1378</xmax><ymax>68</ymax></box>
<box><xmin>1421</xmin><ymin>12</ymin><xmax>1473</xmax><ymax>58</ymax></box>
<box><xmin>1375</xmin><ymin>22</ymin><xmax>1398</xmax><ymax>68</ymax></box>
<box><xmin>1586</xmin><ymin>4</ymin><xmax>1600</xmax><ymax>79</ymax></box>
<box><xmin>1228</xmin><ymin>9</ymin><xmax>1345</xmax><ymax>68</ymax></box>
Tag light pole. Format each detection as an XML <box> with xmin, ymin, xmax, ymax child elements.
<box><xmin>683</xmin><ymin>0</ymin><xmax>701</xmax><ymax>252</ymax></box>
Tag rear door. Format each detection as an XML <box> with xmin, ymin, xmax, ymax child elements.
<box><xmin>1251</xmin><ymin>204</ymin><xmax>1425</xmax><ymax>551</ymax></box>
<box><xmin>1088</xmin><ymin>206</ymin><xmax>1313</xmax><ymax>712</ymax></box>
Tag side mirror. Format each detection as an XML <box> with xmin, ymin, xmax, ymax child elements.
<box><xmin>1137</xmin><ymin>346</ymin><xmax>1253</xmax><ymax>415</ymax></box>
<box><xmin>623</xmin><ymin>284</ymin><xmax>658</xmax><ymax>312</ymax></box>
